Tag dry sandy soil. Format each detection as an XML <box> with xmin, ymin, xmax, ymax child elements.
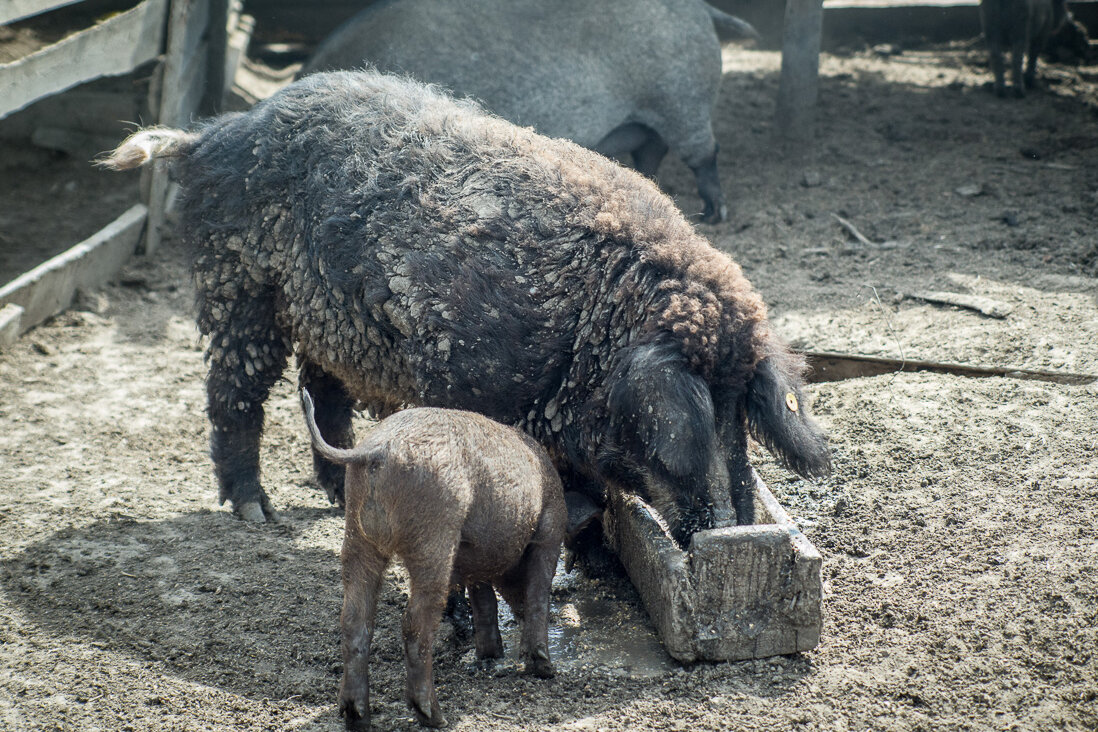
<box><xmin>2</xmin><ymin>45</ymin><xmax>1097</xmax><ymax>730</ymax></box>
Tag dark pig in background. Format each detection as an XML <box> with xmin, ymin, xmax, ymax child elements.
<box><xmin>980</xmin><ymin>0</ymin><xmax>1064</xmax><ymax>97</ymax></box>
<box><xmin>1045</xmin><ymin>0</ymin><xmax>1096</xmax><ymax>64</ymax></box>
<box><xmin>301</xmin><ymin>391</ymin><xmax>565</xmax><ymax>729</ymax></box>
<box><xmin>99</xmin><ymin>69</ymin><xmax>829</xmax><ymax>547</ymax></box>
<box><xmin>300</xmin><ymin>0</ymin><xmax>760</xmax><ymax>224</ymax></box>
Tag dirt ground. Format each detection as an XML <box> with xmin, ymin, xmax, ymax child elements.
<box><xmin>2</xmin><ymin>44</ymin><xmax>1097</xmax><ymax>731</ymax></box>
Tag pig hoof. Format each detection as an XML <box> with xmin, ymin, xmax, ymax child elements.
<box><xmin>342</xmin><ymin>704</ymin><xmax>370</xmax><ymax>731</ymax></box>
<box><xmin>474</xmin><ymin>657</ymin><xmax>498</xmax><ymax>672</ymax></box>
<box><xmin>524</xmin><ymin>655</ymin><xmax>556</xmax><ymax>679</ymax></box>
<box><xmin>409</xmin><ymin>700</ymin><xmax>446</xmax><ymax>728</ymax></box>
<box><xmin>235</xmin><ymin>501</ymin><xmax>268</xmax><ymax>523</ymax></box>
<box><xmin>699</xmin><ymin>206</ymin><xmax>723</xmax><ymax>225</ymax></box>
<box><xmin>317</xmin><ymin>477</ymin><xmax>346</xmax><ymax>508</ymax></box>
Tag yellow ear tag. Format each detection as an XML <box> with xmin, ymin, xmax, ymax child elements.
<box><xmin>785</xmin><ymin>392</ymin><xmax>799</xmax><ymax>412</ymax></box>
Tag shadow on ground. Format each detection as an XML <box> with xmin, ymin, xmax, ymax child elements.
<box><xmin>0</xmin><ymin>506</ymin><xmax>813</xmax><ymax>727</ymax></box>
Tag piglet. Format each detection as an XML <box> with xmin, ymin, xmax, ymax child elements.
<box><xmin>301</xmin><ymin>390</ymin><xmax>565</xmax><ymax>729</ymax></box>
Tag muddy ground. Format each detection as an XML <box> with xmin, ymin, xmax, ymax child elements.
<box><xmin>1</xmin><ymin>45</ymin><xmax>1097</xmax><ymax>730</ymax></box>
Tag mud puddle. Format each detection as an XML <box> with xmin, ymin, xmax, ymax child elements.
<box><xmin>493</xmin><ymin>559</ymin><xmax>675</xmax><ymax>678</ymax></box>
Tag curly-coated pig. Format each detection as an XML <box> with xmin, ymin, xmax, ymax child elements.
<box><xmin>301</xmin><ymin>390</ymin><xmax>564</xmax><ymax>729</ymax></box>
<box><xmin>300</xmin><ymin>0</ymin><xmax>760</xmax><ymax>224</ymax></box>
<box><xmin>100</xmin><ymin>69</ymin><xmax>830</xmax><ymax>546</ymax></box>
<box><xmin>980</xmin><ymin>0</ymin><xmax>1064</xmax><ymax>96</ymax></box>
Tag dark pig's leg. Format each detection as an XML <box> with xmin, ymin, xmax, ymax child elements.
<box><xmin>1010</xmin><ymin>30</ymin><xmax>1028</xmax><ymax>97</ymax></box>
<box><xmin>631</xmin><ymin>131</ymin><xmax>669</xmax><ymax>180</ymax></box>
<box><xmin>981</xmin><ymin>2</ymin><xmax>1008</xmax><ymax>96</ymax></box>
<box><xmin>467</xmin><ymin>582</ymin><xmax>504</xmax><ymax>662</ymax></box>
<box><xmin>990</xmin><ymin>45</ymin><xmax>1008</xmax><ymax>96</ymax></box>
<box><xmin>339</xmin><ymin>532</ymin><xmax>388</xmax><ymax>731</ymax></box>
<box><xmin>689</xmin><ymin>146</ymin><xmax>727</xmax><ymax>224</ymax></box>
<box><xmin>201</xmin><ymin>288</ymin><xmax>290</xmax><ymax>522</ymax></box>
<box><xmin>1024</xmin><ymin>22</ymin><xmax>1047</xmax><ymax>90</ymax></box>
<box><xmin>298</xmin><ymin>360</ymin><xmax>355</xmax><ymax>507</ymax></box>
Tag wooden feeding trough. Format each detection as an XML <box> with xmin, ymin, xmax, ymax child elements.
<box><xmin>603</xmin><ymin>472</ymin><xmax>822</xmax><ymax>663</ymax></box>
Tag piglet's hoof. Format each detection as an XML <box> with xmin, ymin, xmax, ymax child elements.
<box><xmin>524</xmin><ymin>648</ymin><xmax>555</xmax><ymax>679</ymax></box>
<box><xmin>409</xmin><ymin>701</ymin><xmax>447</xmax><ymax>728</ymax></box>
<box><xmin>341</xmin><ymin>700</ymin><xmax>370</xmax><ymax>731</ymax></box>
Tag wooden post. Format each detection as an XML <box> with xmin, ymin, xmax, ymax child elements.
<box><xmin>145</xmin><ymin>0</ymin><xmax>214</xmax><ymax>254</ymax></box>
<box><xmin>775</xmin><ymin>0</ymin><xmax>824</xmax><ymax>146</ymax></box>
<box><xmin>202</xmin><ymin>0</ymin><xmax>230</xmax><ymax>115</ymax></box>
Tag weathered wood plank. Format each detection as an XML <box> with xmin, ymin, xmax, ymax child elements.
<box><xmin>0</xmin><ymin>204</ymin><xmax>146</xmax><ymax>337</ymax></box>
<box><xmin>775</xmin><ymin>0</ymin><xmax>824</xmax><ymax>145</ymax></box>
<box><xmin>0</xmin><ymin>0</ymin><xmax>82</xmax><ymax>26</ymax></box>
<box><xmin>803</xmin><ymin>350</ymin><xmax>1098</xmax><ymax>386</ymax></box>
<box><xmin>0</xmin><ymin>89</ymin><xmax>143</xmax><ymax>140</ymax></box>
<box><xmin>604</xmin><ymin>473</ymin><xmax>823</xmax><ymax>662</ymax></box>
<box><xmin>0</xmin><ymin>304</ymin><xmax>24</xmax><ymax>349</ymax></box>
<box><xmin>29</xmin><ymin>124</ymin><xmax>125</xmax><ymax>157</ymax></box>
<box><xmin>159</xmin><ymin>0</ymin><xmax>211</xmax><ymax>125</ymax></box>
<box><xmin>0</xmin><ymin>0</ymin><xmax>169</xmax><ymax>121</ymax></box>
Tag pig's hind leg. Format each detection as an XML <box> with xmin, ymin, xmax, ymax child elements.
<box><xmin>200</xmin><ymin>284</ymin><xmax>291</xmax><ymax>522</ymax></box>
<box><xmin>1010</xmin><ymin>26</ymin><xmax>1029</xmax><ymax>96</ymax></box>
<box><xmin>1024</xmin><ymin>23</ymin><xmax>1049</xmax><ymax>90</ymax></box>
<box><xmin>468</xmin><ymin>582</ymin><xmax>504</xmax><ymax>664</ymax></box>
<box><xmin>339</xmin><ymin>534</ymin><xmax>389</xmax><ymax>731</ymax></box>
<box><xmin>497</xmin><ymin>529</ymin><xmax>562</xmax><ymax>678</ymax></box>
<box><xmin>402</xmin><ymin>550</ymin><xmax>457</xmax><ymax>727</ymax></box>
<box><xmin>631</xmin><ymin>129</ymin><xmax>669</xmax><ymax>180</ymax></box>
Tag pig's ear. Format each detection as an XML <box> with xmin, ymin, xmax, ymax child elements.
<box><xmin>606</xmin><ymin>338</ymin><xmax>715</xmax><ymax>478</ymax></box>
<box><xmin>743</xmin><ymin>349</ymin><xmax>831</xmax><ymax>479</ymax></box>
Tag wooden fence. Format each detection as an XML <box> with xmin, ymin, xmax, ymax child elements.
<box><xmin>0</xmin><ymin>0</ymin><xmax>231</xmax><ymax>346</ymax></box>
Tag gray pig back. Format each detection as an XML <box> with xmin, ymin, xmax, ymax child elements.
<box><xmin>302</xmin><ymin>0</ymin><xmax>722</xmax><ymax>152</ymax></box>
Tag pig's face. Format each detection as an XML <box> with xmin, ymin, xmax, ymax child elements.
<box><xmin>600</xmin><ymin>337</ymin><xmax>743</xmax><ymax>546</ymax></box>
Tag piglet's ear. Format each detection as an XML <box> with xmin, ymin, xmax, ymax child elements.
<box><xmin>607</xmin><ymin>338</ymin><xmax>716</xmax><ymax>478</ymax></box>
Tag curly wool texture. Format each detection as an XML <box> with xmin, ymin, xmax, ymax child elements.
<box><xmin>168</xmin><ymin>70</ymin><xmax>776</xmax><ymax>468</ymax></box>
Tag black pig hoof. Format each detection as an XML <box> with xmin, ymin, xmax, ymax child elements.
<box><xmin>318</xmin><ymin>479</ymin><xmax>346</xmax><ymax>509</ymax></box>
<box><xmin>341</xmin><ymin>700</ymin><xmax>370</xmax><ymax>731</ymax></box>
<box><xmin>474</xmin><ymin>657</ymin><xmax>498</xmax><ymax>672</ymax></box>
<box><xmin>699</xmin><ymin>204</ymin><xmax>726</xmax><ymax>225</ymax></box>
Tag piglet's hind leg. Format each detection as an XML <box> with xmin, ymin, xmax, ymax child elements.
<box><xmin>468</xmin><ymin>582</ymin><xmax>504</xmax><ymax>664</ymax></box>
<box><xmin>340</xmin><ymin>534</ymin><xmax>388</xmax><ymax>731</ymax></box>
<box><xmin>501</xmin><ymin>538</ymin><xmax>560</xmax><ymax>679</ymax></box>
<box><xmin>403</xmin><ymin>553</ymin><xmax>454</xmax><ymax>727</ymax></box>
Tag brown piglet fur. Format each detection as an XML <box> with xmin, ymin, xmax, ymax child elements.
<box><xmin>301</xmin><ymin>390</ymin><xmax>565</xmax><ymax>729</ymax></box>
